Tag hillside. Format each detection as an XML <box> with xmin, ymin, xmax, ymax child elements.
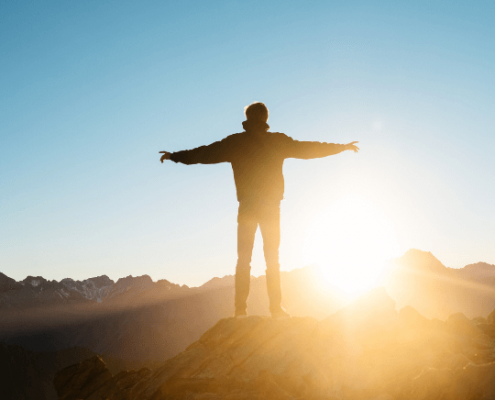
<box><xmin>54</xmin><ymin>288</ymin><xmax>495</xmax><ymax>400</ymax></box>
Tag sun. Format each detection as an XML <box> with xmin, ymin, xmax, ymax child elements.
<box><xmin>303</xmin><ymin>195</ymin><xmax>399</xmax><ymax>299</ymax></box>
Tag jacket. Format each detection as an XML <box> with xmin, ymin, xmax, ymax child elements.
<box><xmin>170</xmin><ymin>122</ymin><xmax>346</xmax><ymax>203</ymax></box>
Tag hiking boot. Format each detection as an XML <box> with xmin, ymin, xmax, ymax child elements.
<box><xmin>271</xmin><ymin>307</ymin><xmax>290</xmax><ymax>320</ymax></box>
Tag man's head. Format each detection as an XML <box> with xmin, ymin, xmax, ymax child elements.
<box><xmin>244</xmin><ymin>102</ymin><xmax>269</xmax><ymax>122</ymax></box>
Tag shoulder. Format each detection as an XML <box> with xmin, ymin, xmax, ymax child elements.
<box><xmin>211</xmin><ymin>133</ymin><xmax>243</xmax><ymax>145</ymax></box>
<box><xmin>223</xmin><ymin>132</ymin><xmax>244</xmax><ymax>141</ymax></box>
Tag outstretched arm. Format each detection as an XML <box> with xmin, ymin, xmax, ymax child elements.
<box><xmin>159</xmin><ymin>136</ymin><xmax>234</xmax><ymax>165</ymax></box>
<box><xmin>284</xmin><ymin>135</ymin><xmax>359</xmax><ymax>159</ymax></box>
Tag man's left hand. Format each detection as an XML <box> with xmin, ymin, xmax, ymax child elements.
<box><xmin>345</xmin><ymin>141</ymin><xmax>359</xmax><ymax>153</ymax></box>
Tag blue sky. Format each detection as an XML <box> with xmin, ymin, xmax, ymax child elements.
<box><xmin>1</xmin><ymin>1</ymin><xmax>494</xmax><ymax>286</ymax></box>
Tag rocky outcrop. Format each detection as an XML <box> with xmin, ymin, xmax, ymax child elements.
<box><xmin>0</xmin><ymin>344</ymin><xmax>121</xmax><ymax>400</ymax></box>
<box><xmin>53</xmin><ymin>356</ymin><xmax>113</xmax><ymax>400</ymax></box>
<box><xmin>0</xmin><ymin>342</ymin><xmax>160</xmax><ymax>400</ymax></box>
<box><xmin>54</xmin><ymin>288</ymin><xmax>495</xmax><ymax>400</ymax></box>
<box><xmin>54</xmin><ymin>356</ymin><xmax>152</xmax><ymax>400</ymax></box>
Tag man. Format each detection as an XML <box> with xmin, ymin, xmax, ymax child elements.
<box><xmin>160</xmin><ymin>102</ymin><xmax>359</xmax><ymax>319</ymax></box>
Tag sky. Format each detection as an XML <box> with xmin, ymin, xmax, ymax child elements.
<box><xmin>1</xmin><ymin>0</ymin><xmax>494</xmax><ymax>287</ymax></box>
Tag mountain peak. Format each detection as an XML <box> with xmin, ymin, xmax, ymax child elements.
<box><xmin>0</xmin><ymin>272</ymin><xmax>22</xmax><ymax>292</ymax></box>
<box><xmin>22</xmin><ymin>276</ymin><xmax>47</xmax><ymax>288</ymax></box>
<box><xmin>394</xmin><ymin>249</ymin><xmax>448</xmax><ymax>274</ymax></box>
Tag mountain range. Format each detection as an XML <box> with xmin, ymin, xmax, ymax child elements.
<box><xmin>2</xmin><ymin>249</ymin><xmax>495</xmax><ymax>399</ymax></box>
<box><xmin>2</xmin><ymin>249</ymin><xmax>495</xmax><ymax>361</ymax></box>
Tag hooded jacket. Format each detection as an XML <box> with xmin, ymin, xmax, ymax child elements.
<box><xmin>170</xmin><ymin>121</ymin><xmax>347</xmax><ymax>203</ymax></box>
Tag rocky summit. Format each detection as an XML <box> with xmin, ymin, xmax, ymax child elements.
<box><xmin>54</xmin><ymin>288</ymin><xmax>495</xmax><ymax>400</ymax></box>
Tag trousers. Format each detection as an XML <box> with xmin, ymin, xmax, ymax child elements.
<box><xmin>235</xmin><ymin>200</ymin><xmax>283</xmax><ymax>314</ymax></box>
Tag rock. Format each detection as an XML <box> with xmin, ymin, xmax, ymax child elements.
<box><xmin>408</xmin><ymin>367</ymin><xmax>456</xmax><ymax>400</ymax></box>
<box><xmin>54</xmin><ymin>356</ymin><xmax>112</xmax><ymax>400</ymax></box>
<box><xmin>399</xmin><ymin>305</ymin><xmax>430</xmax><ymax>328</ymax></box>
<box><xmin>477</xmin><ymin>323</ymin><xmax>495</xmax><ymax>337</ymax></box>
<box><xmin>446</xmin><ymin>312</ymin><xmax>482</xmax><ymax>337</ymax></box>
<box><xmin>447</xmin><ymin>353</ymin><xmax>471</xmax><ymax>370</ymax></box>
<box><xmin>85</xmin><ymin>367</ymin><xmax>152</xmax><ymax>400</ymax></box>
<box><xmin>471</xmin><ymin>316</ymin><xmax>487</xmax><ymax>325</ymax></box>
<box><xmin>52</xmin><ymin>289</ymin><xmax>495</xmax><ymax>400</ymax></box>
<box><xmin>487</xmin><ymin>308</ymin><xmax>495</xmax><ymax>324</ymax></box>
<box><xmin>0</xmin><ymin>343</ymin><xmax>136</xmax><ymax>400</ymax></box>
<box><xmin>407</xmin><ymin>362</ymin><xmax>495</xmax><ymax>400</ymax></box>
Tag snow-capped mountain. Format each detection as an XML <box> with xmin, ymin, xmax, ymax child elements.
<box><xmin>0</xmin><ymin>272</ymin><xmax>188</xmax><ymax>310</ymax></box>
<box><xmin>60</xmin><ymin>276</ymin><xmax>114</xmax><ymax>302</ymax></box>
<box><xmin>0</xmin><ymin>273</ymin><xmax>92</xmax><ymax>310</ymax></box>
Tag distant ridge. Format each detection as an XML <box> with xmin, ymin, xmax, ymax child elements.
<box><xmin>386</xmin><ymin>249</ymin><xmax>495</xmax><ymax>319</ymax></box>
<box><xmin>0</xmin><ymin>272</ymin><xmax>188</xmax><ymax>310</ymax></box>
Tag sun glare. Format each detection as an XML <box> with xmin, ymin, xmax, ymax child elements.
<box><xmin>303</xmin><ymin>195</ymin><xmax>399</xmax><ymax>299</ymax></box>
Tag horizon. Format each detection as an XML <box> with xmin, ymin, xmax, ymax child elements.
<box><xmin>3</xmin><ymin>248</ymin><xmax>493</xmax><ymax>291</ymax></box>
<box><xmin>1</xmin><ymin>1</ymin><xmax>494</xmax><ymax>289</ymax></box>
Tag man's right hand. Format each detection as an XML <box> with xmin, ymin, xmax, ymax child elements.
<box><xmin>159</xmin><ymin>151</ymin><xmax>171</xmax><ymax>163</ymax></box>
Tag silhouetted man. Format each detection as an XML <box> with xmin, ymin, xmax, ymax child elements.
<box><xmin>160</xmin><ymin>102</ymin><xmax>359</xmax><ymax>318</ymax></box>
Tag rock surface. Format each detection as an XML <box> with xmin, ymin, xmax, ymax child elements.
<box><xmin>54</xmin><ymin>288</ymin><xmax>495</xmax><ymax>400</ymax></box>
<box><xmin>0</xmin><ymin>343</ymin><xmax>148</xmax><ymax>400</ymax></box>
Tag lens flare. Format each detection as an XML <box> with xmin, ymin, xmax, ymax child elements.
<box><xmin>303</xmin><ymin>195</ymin><xmax>399</xmax><ymax>299</ymax></box>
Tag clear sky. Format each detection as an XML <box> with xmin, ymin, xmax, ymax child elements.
<box><xmin>1</xmin><ymin>0</ymin><xmax>494</xmax><ymax>287</ymax></box>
